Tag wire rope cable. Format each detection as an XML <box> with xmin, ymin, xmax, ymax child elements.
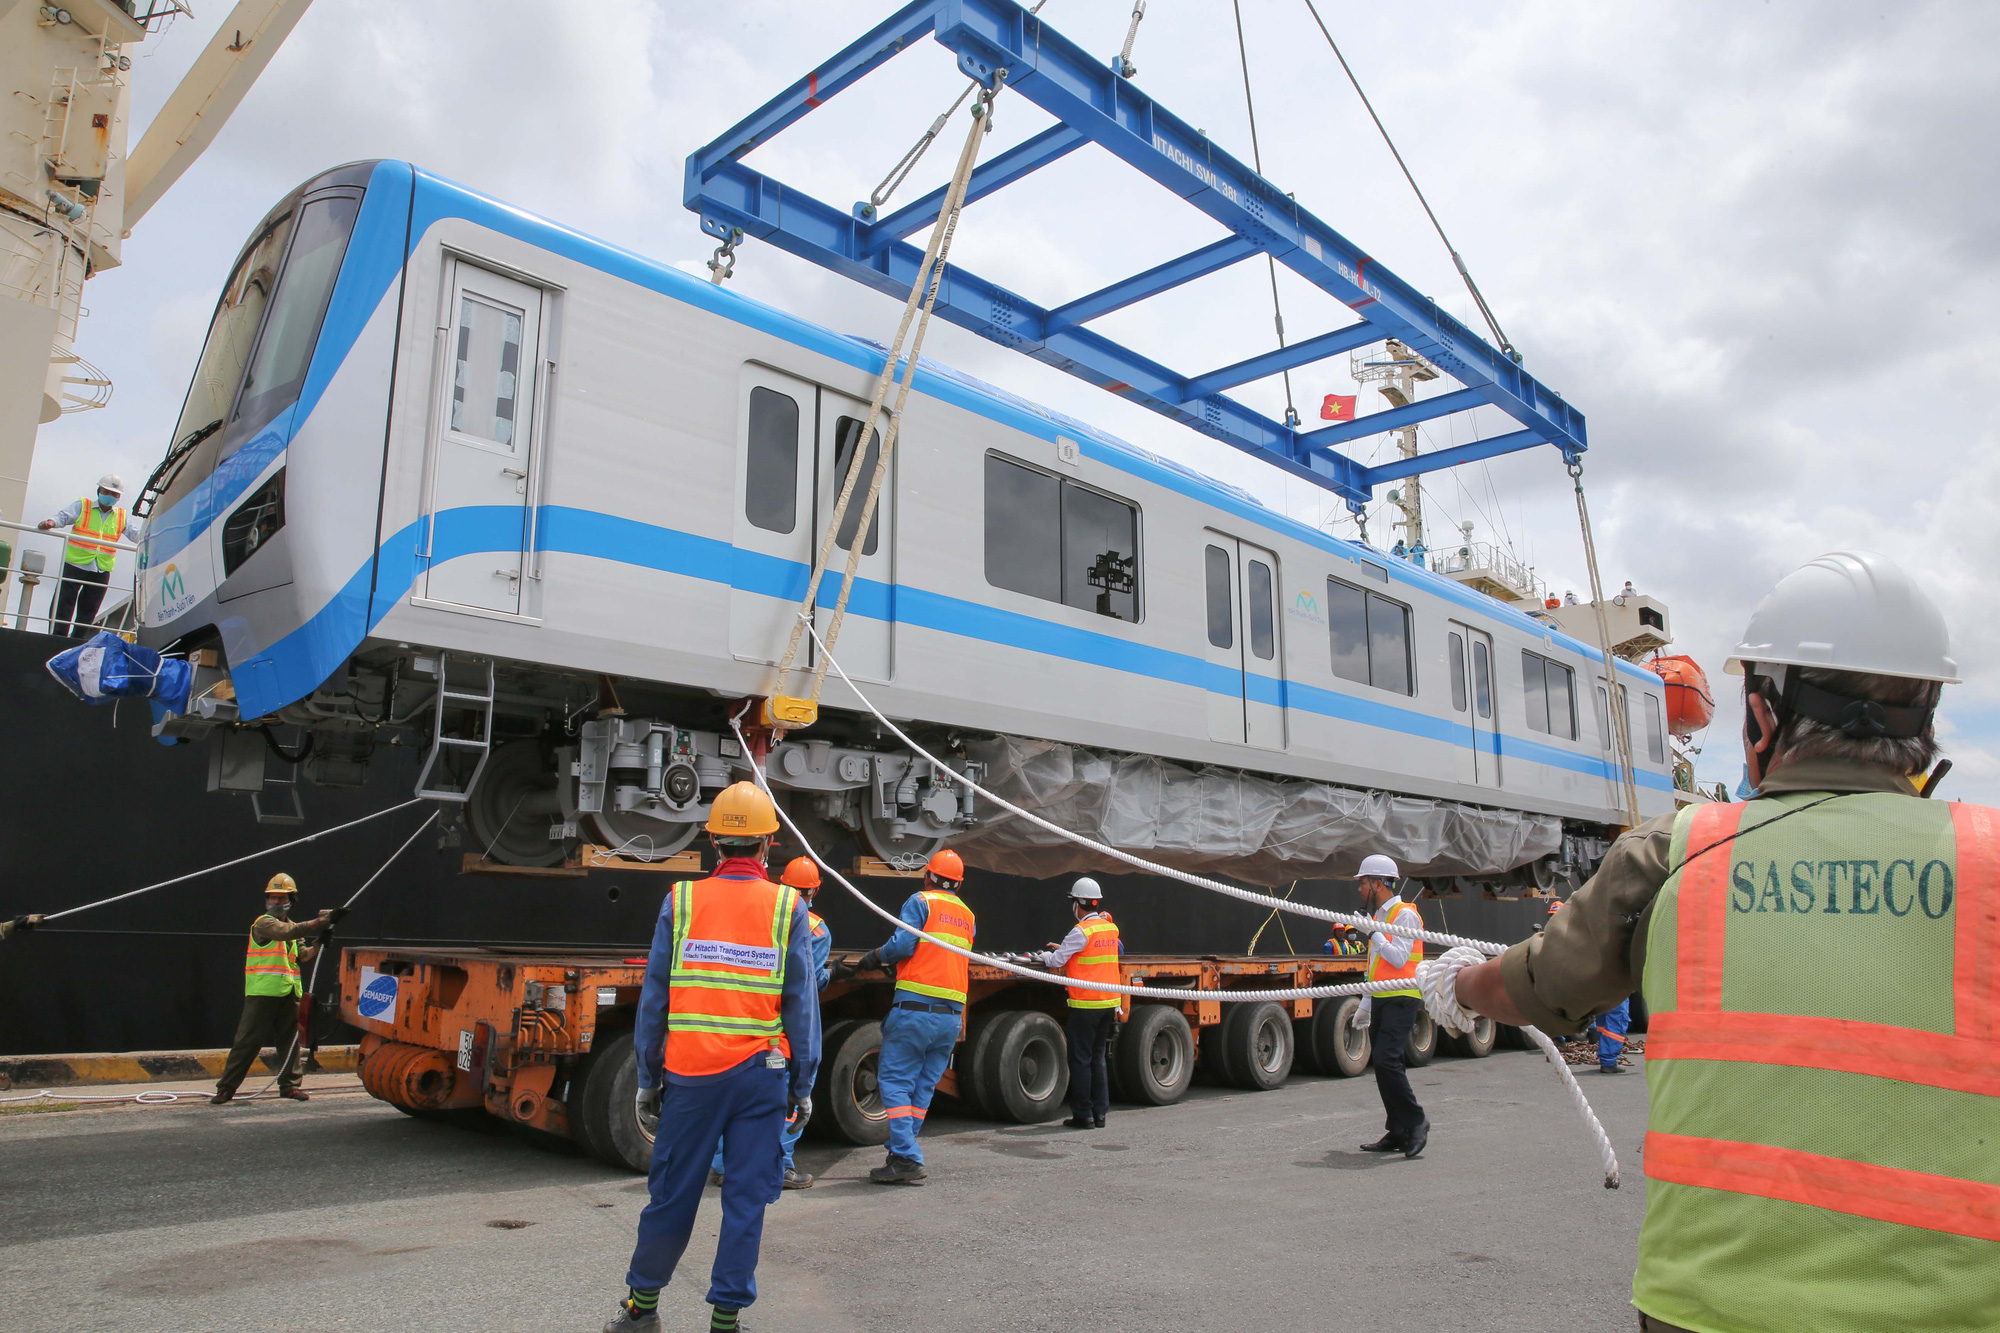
<box><xmin>1229</xmin><ymin>0</ymin><xmax>1301</xmax><ymax>428</ymax></box>
<box><xmin>1297</xmin><ymin>0</ymin><xmax>1519</xmax><ymax>363</ymax></box>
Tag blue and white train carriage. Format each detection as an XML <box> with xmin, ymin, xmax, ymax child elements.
<box><xmin>136</xmin><ymin>161</ymin><xmax>1675</xmax><ymax>875</ymax></box>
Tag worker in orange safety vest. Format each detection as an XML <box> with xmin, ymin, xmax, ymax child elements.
<box><xmin>1351</xmin><ymin>853</ymin><xmax>1429</xmax><ymax>1159</ymax></box>
<box><xmin>1038</xmin><ymin>876</ymin><xmax>1123</xmax><ymax>1129</ymax></box>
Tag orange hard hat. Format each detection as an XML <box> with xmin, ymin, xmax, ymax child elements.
<box><xmin>925</xmin><ymin>848</ymin><xmax>965</xmax><ymax>883</ymax></box>
<box><xmin>780</xmin><ymin>857</ymin><xmax>821</xmax><ymax>890</ymax></box>
<box><xmin>265</xmin><ymin>873</ymin><xmax>298</xmax><ymax>896</ymax></box>
<box><xmin>706</xmin><ymin>781</ymin><xmax>779</xmax><ymax>836</ymax></box>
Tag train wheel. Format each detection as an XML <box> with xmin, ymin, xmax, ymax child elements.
<box><xmin>1310</xmin><ymin>997</ymin><xmax>1370</xmax><ymax>1077</ymax></box>
<box><xmin>1405</xmin><ymin>1009</ymin><xmax>1437</xmax><ymax>1067</ymax></box>
<box><xmin>1442</xmin><ymin>1015</ymin><xmax>1497</xmax><ymax>1059</ymax></box>
<box><xmin>820</xmin><ymin>1020</ymin><xmax>890</xmax><ymax>1146</ymax></box>
<box><xmin>574</xmin><ymin>1030</ymin><xmax>654</xmax><ymax>1173</ymax></box>
<box><xmin>1112</xmin><ymin>1005</ymin><xmax>1194</xmax><ymax>1105</ymax></box>
<box><xmin>465</xmin><ymin>742</ymin><xmax>567</xmax><ymax>867</ymax></box>
<box><xmin>857</xmin><ymin>801</ymin><xmax>943</xmax><ymax>872</ymax></box>
<box><xmin>1220</xmin><ymin>1001</ymin><xmax>1293</xmax><ymax>1091</ymax></box>
<box><xmin>979</xmin><ymin>1011</ymin><xmax>1068</xmax><ymax>1123</ymax></box>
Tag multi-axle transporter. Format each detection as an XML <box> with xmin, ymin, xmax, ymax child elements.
<box><xmin>340</xmin><ymin>940</ymin><xmax>1498</xmax><ymax>1172</ymax></box>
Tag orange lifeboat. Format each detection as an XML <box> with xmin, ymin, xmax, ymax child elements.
<box><xmin>1648</xmin><ymin>655</ymin><xmax>1714</xmax><ymax>736</ymax></box>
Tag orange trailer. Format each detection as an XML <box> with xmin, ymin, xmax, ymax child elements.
<box><xmin>340</xmin><ymin>944</ymin><xmax>1495</xmax><ymax>1172</ymax></box>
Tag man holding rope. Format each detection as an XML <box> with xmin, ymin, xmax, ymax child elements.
<box><xmin>212</xmin><ymin>873</ymin><xmax>334</xmax><ymax>1105</ymax></box>
<box><xmin>1448</xmin><ymin>551</ymin><xmax>1998</xmax><ymax>1333</ymax></box>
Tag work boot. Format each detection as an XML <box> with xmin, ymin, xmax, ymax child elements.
<box><xmin>601</xmin><ymin>1298</ymin><xmax>659</xmax><ymax>1331</ymax></box>
<box><xmin>706</xmin><ymin>1169</ymin><xmax>724</xmax><ymax>1187</ymax></box>
<box><xmin>1062</xmin><ymin>1115</ymin><xmax>1093</xmax><ymax>1129</ymax></box>
<box><xmin>209</xmin><ymin>1089</ymin><xmax>235</xmax><ymax>1106</ymax></box>
<box><xmin>1359</xmin><ymin>1133</ymin><xmax>1403</xmax><ymax>1153</ymax></box>
<box><xmin>1403</xmin><ymin>1117</ymin><xmax>1430</xmax><ymax>1160</ymax></box>
<box><xmin>1092</xmin><ymin>1117</ymin><xmax>1106</xmax><ymax>1129</ymax></box>
<box><xmin>781</xmin><ymin>1167</ymin><xmax>813</xmax><ymax>1190</ymax></box>
<box><xmin>868</xmin><ymin>1154</ymin><xmax>927</xmax><ymax>1185</ymax></box>
<box><xmin>280</xmin><ymin>1088</ymin><xmax>311</xmax><ymax>1101</ymax></box>
<box><xmin>1598</xmin><ymin>1064</ymin><xmax>1625</xmax><ymax>1074</ymax></box>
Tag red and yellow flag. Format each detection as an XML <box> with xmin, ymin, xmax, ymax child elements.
<box><xmin>1320</xmin><ymin>394</ymin><xmax>1357</xmax><ymax>422</ymax></box>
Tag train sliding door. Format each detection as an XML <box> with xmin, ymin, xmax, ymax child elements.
<box><xmin>729</xmin><ymin>366</ymin><xmax>817</xmax><ymax>668</ymax></box>
<box><xmin>1448</xmin><ymin>621</ymin><xmax>1501</xmax><ymax>787</ymax></box>
<box><xmin>812</xmin><ymin>390</ymin><xmax>894</xmax><ymax>684</ymax></box>
<box><xmin>1201</xmin><ymin>534</ymin><xmax>1286</xmax><ymax>751</ymax></box>
<box><xmin>422</xmin><ymin>262</ymin><xmax>546</xmax><ymax>614</ymax></box>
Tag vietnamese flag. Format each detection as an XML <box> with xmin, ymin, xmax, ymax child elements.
<box><xmin>1320</xmin><ymin>394</ymin><xmax>1357</xmax><ymax>422</ymax></box>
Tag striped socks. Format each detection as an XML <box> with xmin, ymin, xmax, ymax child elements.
<box><xmin>626</xmin><ymin>1288</ymin><xmax>660</xmax><ymax>1318</ymax></box>
<box><xmin>710</xmin><ymin>1306</ymin><xmax>741</xmax><ymax>1331</ymax></box>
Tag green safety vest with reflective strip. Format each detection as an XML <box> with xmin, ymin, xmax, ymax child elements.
<box><xmin>64</xmin><ymin>498</ymin><xmax>126</xmax><ymax>572</ymax></box>
<box><xmin>1636</xmin><ymin>792</ymin><xmax>2000</xmax><ymax>1333</ymax></box>
<box><xmin>243</xmin><ymin>919</ymin><xmax>302</xmax><ymax>997</ymax></box>
<box><xmin>663</xmin><ymin>876</ymin><xmax>797</xmax><ymax>1076</ymax></box>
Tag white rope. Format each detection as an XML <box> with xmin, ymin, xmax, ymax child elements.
<box><xmin>39</xmin><ymin>797</ymin><xmax>426</xmax><ymax>923</ymax></box>
<box><xmin>746</xmin><ymin>630</ymin><xmax>1626</xmax><ymax>1187</ymax></box>
<box><xmin>797</xmin><ymin>613</ymin><xmax>1497</xmax><ymax>956</ymax></box>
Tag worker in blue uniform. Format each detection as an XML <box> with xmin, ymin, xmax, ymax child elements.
<box><xmin>1595</xmin><ymin>996</ymin><xmax>1631</xmax><ymax>1074</ymax></box>
<box><xmin>710</xmin><ymin>856</ymin><xmax>832</xmax><ymax>1191</ymax></box>
<box><xmin>832</xmin><ymin>848</ymin><xmax>974</xmax><ymax>1185</ymax></box>
<box><xmin>604</xmin><ymin>783</ymin><xmax>819</xmax><ymax>1333</ymax></box>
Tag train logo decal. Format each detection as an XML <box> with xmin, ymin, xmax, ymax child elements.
<box><xmin>356</xmin><ymin>967</ymin><xmax>399</xmax><ymax>1021</ymax></box>
<box><xmin>155</xmin><ymin>563</ymin><xmax>197</xmax><ymax>620</ymax></box>
<box><xmin>1287</xmin><ymin>590</ymin><xmax>1324</xmax><ymax>624</ymax></box>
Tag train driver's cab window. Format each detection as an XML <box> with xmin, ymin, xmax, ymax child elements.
<box><xmin>984</xmin><ymin>454</ymin><xmax>1140</xmax><ymax>621</ymax></box>
<box><xmin>743</xmin><ymin>387</ymin><xmax>801</xmax><ymax>534</ymax></box>
<box><xmin>232</xmin><ymin>193</ymin><xmax>361</xmax><ymax>441</ymax></box>
<box><xmin>1325</xmin><ymin>578</ymin><xmax>1412</xmax><ymax>694</ymax></box>
<box><xmin>1523</xmin><ymin>651</ymin><xmax>1578</xmax><ymax>739</ymax></box>
<box><xmin>1644</xmin><ymin>693</ymin><xmax>1667</xmax><ymax>763</ymax></box>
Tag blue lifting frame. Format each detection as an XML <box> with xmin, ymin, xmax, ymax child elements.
<box><xmin>683</xmin><ymin>0</ymin><xmax>1586</xmax><ymax>512</ymax></box>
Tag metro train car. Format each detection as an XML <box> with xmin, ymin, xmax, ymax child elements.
<box><xmin>134</xmin><ymin>160</ymin><xmax>1676</xmax><ymax>877</ymax></box>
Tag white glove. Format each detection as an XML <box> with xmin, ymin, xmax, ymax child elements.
<box><xmin>1416</xmin><ymin>945</ymin><xmax>1489</xmax><ymax>1035</ymax></box>
<box><xmin>635</xmin><ymin>1085</ymin><xmax>662</xmax><ymax>1134</ymax></box>
<box><xmin>1348</xmin><ymin>995</ymin><xmax>1371</xmax><ymax>1031</ymax></box>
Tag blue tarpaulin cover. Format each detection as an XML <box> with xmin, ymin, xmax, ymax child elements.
<box><xmin>46</xmin><ymin>631</ymin><xmax>192</xmax><ymax>716</ymax></box>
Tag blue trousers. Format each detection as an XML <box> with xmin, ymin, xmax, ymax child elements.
<box><xmin>625</xmin><ymin>1061</ymin><xmax>787</xmax><ymax>1309</ymax></box>
<box><xmin>711</xmin><ymin>1113</ymin><xmax>806</xmax><ymax>1177</ymax></box>
<box><xmin>877</xmin><ymin>1005</ymin><xmax>959</xmax><ymax>1163</ymax></box>
<box><xmin>1596</xmin><ymin>998</ymin><xmax>1631</xmax><ymax>1069</ymax></box>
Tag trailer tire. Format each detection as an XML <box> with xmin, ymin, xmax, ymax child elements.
<box><xmin>1220</xmin><ymin>1001</ymin><xmax>1294</xmax><ymax>1090</ymax></box>
<box><xmin>1310</xmin><ymin>997</ymin><xmax>1371</xmax><ymax>1077</ymax></box>
<box><xmin>1112</xmin><ymin>1004</ymin><xmax>1194</xmax><ymax>1106</ymax></box>
<box><xmin>1404</xmin><ymin>1009</ymin><xmax>1437</xmax><ymax>1067</ymax></box>
<box><xmin>1496</xmin><ymin>1023</ymin><xmax>1535</xmax><ymax>1050</ymax></box>
<box><xmin>820</xmin><ymin>1020</ymin><xmax>890</xmax><ymax>1146</ymax></box>
<box><xmin>575</xmin><ymin>1030</ymin><xmax>654</xmax><ymax>1173</ymax></box>
<box><xmin>960</xmin><ymin>1009</ymin><xmax>1007</xmax><ymax>1120</ymax></box>
<box><xmin>1442</xmin><ymin>1014</ymin><xmax>1497</xmax><ymax>1058</ymax></box>
<box><xmin>1196</xmin><ymin>1021</ymin><xmax>1230</xmax><ymax>1085</ymax></box>
<box><xmin>980</xmin><ymin>1010</ymin><xmax>1069</xmax><ymax>1123</ymax></box>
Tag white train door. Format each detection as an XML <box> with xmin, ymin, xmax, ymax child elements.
<box><xmin>1450</xmin><ymin>621</ymin><xmax>1502</xmax><ymax>787</ymax></box>
<box><xmin>813</xmin><ymin>391</ymin><xmax>893</xmax><ymax>684</ymax></box>
<box><xmin>729</xmin><ymin>367</ymin><xmax>817</xmax><ymax>669</ymax></box>
<box><xmin>423</xmin><ymin>263</ymin><xmax>544</xmax><ymax>614</ymax></box>
<box><xmin>1202</xmin><ymin>535</ymin><xmax>1287</xmax><ymax>751</ymax></box>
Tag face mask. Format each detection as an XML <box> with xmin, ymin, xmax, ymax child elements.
<box><xmin>96</xmin><ymin>493</ymin><xmax>116</xmax><ymax>510</ymax></box>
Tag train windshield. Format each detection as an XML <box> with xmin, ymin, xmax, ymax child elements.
<box><xmin>151</xmin><ymin>192</ymin><xmax>360</xmax><ymax>517</ymax></box>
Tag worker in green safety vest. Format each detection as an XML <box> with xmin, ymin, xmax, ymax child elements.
<box><xmin>1450</xmin><ymin>550</ymin><xmax>1996</xmax><ymax>1333</ymax></box>
<box><xmin>211</xmin><ymin>874</ymin><xmax>335</xmax><ymax>1105</ymax></box>
<box><xmin>36</xmin><ymin>473</ymin><xmax>138</xmax><ymax>637</ymax></box>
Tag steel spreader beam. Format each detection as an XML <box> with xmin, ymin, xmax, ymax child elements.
<box><xmin>684</xmin><ymin>0</ymin><xmax>1586</xmax><ymax>510</ymax></box>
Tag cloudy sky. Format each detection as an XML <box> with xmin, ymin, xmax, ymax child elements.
<box><xmin>34</xmin><ymin>0</ymin><xmax>1999</xmax><ymax>798</ymax></box>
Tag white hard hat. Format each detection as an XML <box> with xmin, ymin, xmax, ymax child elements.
<box><xmin>1069</xmin><ymin>876</ymin><xmax>1102</xmax><ymax>900</ymax></box>
<box><xmin>1357</xmin><ymin>854</ymin><xmax>1399</xmax><ymax>879</ymax></box>
<box><xmin>1724</xmin><ymin>550</ymin><xmax>1958</xmax><ymax>684</ymax></box>
<box><xmin>97</xmin><ymin>474</ymin><xmax>123</xmax><ymax>494</ymax></box>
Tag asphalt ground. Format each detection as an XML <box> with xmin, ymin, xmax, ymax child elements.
<box><xmin>0</xmin><ymin>1047</ymin><xmax>1652</xmax><ymax>1333</ymax></box>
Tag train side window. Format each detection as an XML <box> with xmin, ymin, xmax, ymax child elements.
<box><xmin>832</xmin><ymin>416</ymin><xmax>882</xmax><ymax>555</ymax></box>
<box><xmin>1449</xmin><ymin>632</ymin><xmax>1468</xmax><ymax>712</ymax></box>
<box><xmin>1473</xmin><ymin>639</ymin><xmax>1492</xmax><ymax>718</ymax></box>
<box><xmin>1204</xmin><ymin>546</ymin><xmax>1233</xmax><ymax>649</ymax></box>
<box><xmin>1327</xmin><ymin>577</ymin><xmax>1413</xmax><ymax>695</ymax></box>
<box><xmin>743</xmin><ymin>387</ymin><xmax>800</xmax><ymax>534</ymax></box>
<box><xmin>984</xmin><ymin>454</ymin><xmax>1140</xmax><ymax>621</ymax></box>
<box><xmin>1644</xmin><ymin>694</ymin><xmax>1667</xmax><ymax>763</ymax></box>
<box><xmin>1247</xmin><ymin>559</ymin><xmax>1274</xmax><ymax>660</ymax></box>
<box><xmin>1522</xmin><ymin>651</ymin><xmax>1576</xmax><ymax>739</ymax></box>
<box><xmin>232</xmin><ymin>194</ymin><xmax>361</xmax><ymax>441</ymax></box>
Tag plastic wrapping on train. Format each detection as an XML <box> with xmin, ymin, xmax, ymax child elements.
<box><xmin>952</xmin><ymin>734</ymin><xmax>1564</xmax><ymax>886</ymax></box>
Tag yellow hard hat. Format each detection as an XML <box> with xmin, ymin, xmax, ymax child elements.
<box><xmin>265</xmin><ymin>873</ymin><xmax>298</xmax><ymax>896</ymax></box>
<box><xmin>706</xmin><ymin>781</ymin><xmax>779</xmax><ymax>836</ymax></box>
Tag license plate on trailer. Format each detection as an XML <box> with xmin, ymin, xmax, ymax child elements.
<box><xmin>457</xmin><ymin>1029</ymin><xmax>475</xmax><ymax>1071</ymax></box>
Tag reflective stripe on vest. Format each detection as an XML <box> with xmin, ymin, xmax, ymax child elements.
<box><xmin>896</xmin><ymin>889</ymin><xmax>974</xmax><ymax>1004</ymax></box>
<box><xmin>1364</xmin><ymin>900</ymin><xmax>1424</xmax><ymax>998</ymax></box>
<box><xmin>243</xmin><ymin>922</ymin><xmax>301</xmax><ymax>998</ymax></box>
<box><xmin>65</xmin><ymin>499</ymin><xmax>126</xmax><ymax>572</ymax></box>
<box><xmin>1635</xmin><ymin>794</ymin><xmax>2000</xmax><ymax>1332</ymax></box>
<box><xmin>1064</xmin><ymin>912</ymin><xmax>1122</xmax><ymax>1009</ymax></box>
<box><xmin>664</xmin><ymin>876</ymin><xmax>796</xmax><ymax>1077</ymax></box>
<box><xmin>809</xmin><ymin>911</ymin><xmax>828</xmax><ymax>942</ymax></box>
